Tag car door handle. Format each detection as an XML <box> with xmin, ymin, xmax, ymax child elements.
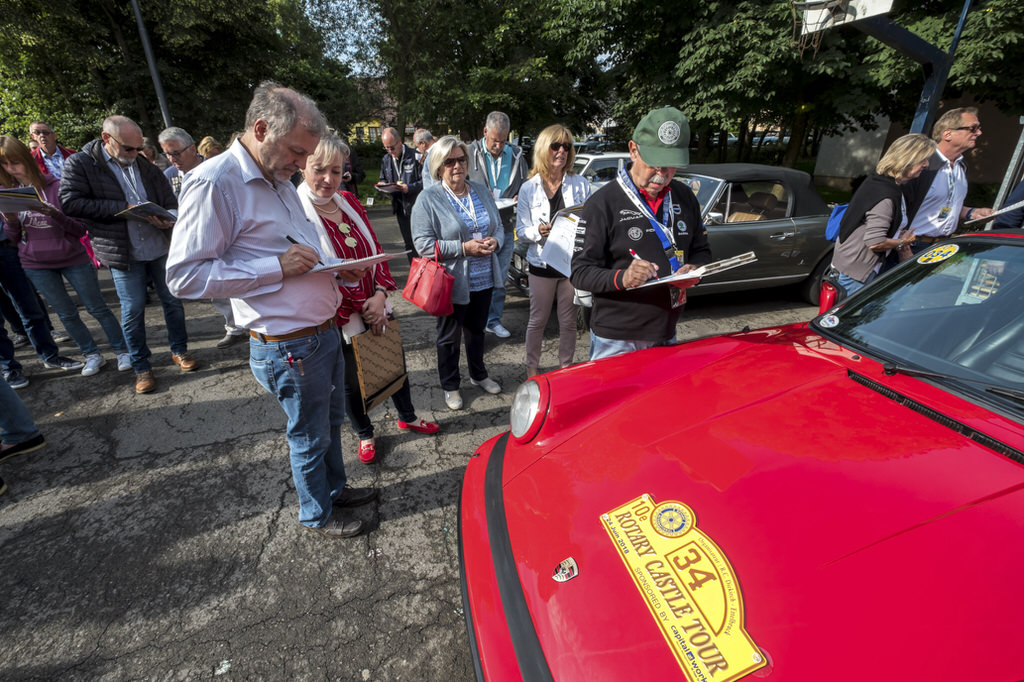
<box><xmin>770</xmin><ymin>231</ymin><xmax>795</xmax><ymax>240</ymax></box>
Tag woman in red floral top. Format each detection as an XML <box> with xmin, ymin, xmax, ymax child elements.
<box><xmin>299</xmin><ymin>133</ymin><xmax>439</xmax><ymax>464</ymax></box>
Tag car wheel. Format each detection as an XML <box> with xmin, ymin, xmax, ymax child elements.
<box><xmin>801</xmin><ymin>254</ymin><xmax>833</xmax><ymax>306</ymax></box>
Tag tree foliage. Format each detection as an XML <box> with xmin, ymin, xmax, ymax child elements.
<box><xmin>0</xmin><ymin>0</ymin><xmax>358</xmax><ymax>147</ymax></box>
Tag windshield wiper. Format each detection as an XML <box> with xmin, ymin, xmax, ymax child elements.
<box><xmin>883</xmin><ymin>363</ymin><xmax>1024</xmax><ymax>403</ymax></box>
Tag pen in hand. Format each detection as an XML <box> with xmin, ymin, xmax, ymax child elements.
<box><xmin>286</xmin><ymin>235</ymin><xmax>324</xmax><ymax>266</ymax></box>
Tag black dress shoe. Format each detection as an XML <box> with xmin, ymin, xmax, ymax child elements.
<box><xmin>304</xmin><ymin>515</ymin><xmax>363</xmax><ymax>538</ymax></box>
<box><xmin>0</xmin><ymin>433</ymin><xmax>45</xmax><ymax>463</ymax></box>
<box><xmin>333</xmin><ymin>485</ymin><xmax>378</xmax><ymax>508</ymax></box>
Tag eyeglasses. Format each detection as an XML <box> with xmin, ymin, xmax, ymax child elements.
<box><xmin>110</xmin><ymin>135</ymin><xmax>145</xmax><ymax>152</ymax></box>
<box><xmin>164</xmin><ymin>145</ymin><xmax>194</xmax><ymax>158</ymax></box>
<box><xmin>30</xmin><ymin>129</ymin><xmax>54</xmax><ymax>136</ymax></box>
<box><xmin>383</xmin><ymin>142</ymin><xmax>400</xmax><ymax>151</ymax></box>
<box><xmin>550</xmin><ymin>142</ymin><xmax>572</xmax><ymax>152</ymax></box>
<box><xmin>442</xmin><ymin>155</ymin><xmax>468</xmax><ymax>168</ymax></box>
<box><xmin>952</xmin><ymin>124</ymin><xmax>982</xmax><ymax>134</ymax></box>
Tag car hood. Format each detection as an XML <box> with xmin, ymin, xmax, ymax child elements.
<box><xmin>498</xmin><ymin>326</ymin><xmax>1024</xmax><ymax>680</ymax></box>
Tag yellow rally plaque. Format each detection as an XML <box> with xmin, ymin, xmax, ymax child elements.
<box><xmin>600</xmin><ymin>495</ymin><xmax>766</xmax><ymax>682</ymax></box>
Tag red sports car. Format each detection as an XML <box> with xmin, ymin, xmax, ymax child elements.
<box><xmin>459</xmin><ymin>230</ymin><xmax>1024</xmax><ymax>681</ymax></box>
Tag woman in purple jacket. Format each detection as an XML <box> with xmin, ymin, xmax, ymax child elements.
<box><xmin>0</xmin><ymin>136</ymin><xmax>128</xmax><ymax>376</ymax></box>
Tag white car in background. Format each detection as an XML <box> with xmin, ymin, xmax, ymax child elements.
<box><xmin>571</xmin><ymin>152</ymin><xmax>630</xmax><ymax>192</ymax></box>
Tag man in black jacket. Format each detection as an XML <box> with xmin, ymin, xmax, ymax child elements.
<box><xmin>60</xmin><ymin>115</ymin><xmax>197</xmax><ymax>394</ymax></box>
<box><xmin>379</xmin><ymin>127</ymin><xmax>422</xmax><ymax>261</ymax></box>
<box><xmin>572</xmin><ymin>107</ymin><xmax>711</xmax><ymax>360</ymax></box>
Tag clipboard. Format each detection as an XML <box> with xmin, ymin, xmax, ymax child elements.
<box><xmin>637</xmin><ymin>251</ymin><xmax>758</xmax><ymax>288</ymax></box>
<box><xmin>350</xmin><ymin>318</ymin><xmax>407</xmax><ymax>413</ymax></box>
<box><xmin>0</xmin><ymin>186</ymin><xmax>47</xmax><ymax>213</ymax></box>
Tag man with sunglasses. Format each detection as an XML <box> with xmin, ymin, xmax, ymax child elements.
<box><xmin>571</xmin><ymin>107</ymin><xmax>711</xmax><ymax>361</ymax></box>
<box><xmin>379</xmin><ymin>127</ymin><xmax>422</xmax><ymax>262</ymax></box>
<box><xmin>29</xmin><ymin>121</ymin><xmax>76</xmax><ymax>180</ymax></box>
<box><xmin>60</xmin><ymin>115</ymin><xmax>197</xmax><ymax>394</ymax></box>
<box><xmin>901</xmin><ymin>107</ymin><xmax>994</xmax><ymax>255</ymax></box>
<box><xmin>467</xmin><ymin>111</ymin><xmax>528</xmax><ymax>339</ymax></box>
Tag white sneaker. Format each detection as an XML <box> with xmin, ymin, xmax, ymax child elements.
<box><xmin>485</xmin><ymin>322</ymin><xmax>511</xmax><ymax>338</ymax></box>
<box><xmin>470</xmin><ymin>377</ymin><xmax>501</xmax><ymax>394</ymax></box>
<box><xmin>444</xmin><ymin>390</ymin><xmax>463</xmax><ymax>410</ymax></box>
<box><xmin>82</xmin><ymin>353</ymin><xmax>105</xmax><ymax>376</ymax></box>
<box><xmin>117</xmin><ymin>352</ymin><xmax>133</xmax><ymax>372</ymax></box>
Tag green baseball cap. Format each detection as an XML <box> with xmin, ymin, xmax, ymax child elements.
<box><xmin>632</xmin><ymin>106</ymin><xmax>690</xmax><ymax>168</ymax></box>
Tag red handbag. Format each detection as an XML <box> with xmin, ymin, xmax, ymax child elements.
<box><xmin>402</xmin><ymin>241</ymin><xmax>455</xmax><ymax>316</ymax></box>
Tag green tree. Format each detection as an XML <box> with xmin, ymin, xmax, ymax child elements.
<box><xmin>0</xmin><ymin>0</ymin><xmax>358</xmax><ymax>147</ymax></box>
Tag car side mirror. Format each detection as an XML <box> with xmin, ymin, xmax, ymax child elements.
<box><xmin>706</xmin><ymin>212</ymin><xmax>724</xmax><ymax>226</ymax></box>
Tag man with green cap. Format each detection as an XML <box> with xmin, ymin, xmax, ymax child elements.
<box><xmin>571</xmin><ymin>106</ymin><xmax>711</xmax><ymax>360</ymax></box>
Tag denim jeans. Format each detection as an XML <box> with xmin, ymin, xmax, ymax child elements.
<box><xmin>0</xmin><ymin>373</ymin><xmax>40</xmax><ymax>444</ymax></box>
<box><xmin>835</xmin><ymin>270</ymin><xmax>878</xmax><ymax>297</ymax></box>
<box><xmin>589</xmin><ymin>332</ymin><xmax>659</xmax><ymax>361</ymax></box>
<box><xmin>0</xmin><ymin>242</ymin><xmax>60</xmax><ymax>363</ymax></box>
<box><xmin>25</xmin><ymin>264</ymin><xmax>127</xmax><ymax>357</ymax></box>
<box><xmin>109</xmin><ymin>255</ymin><xmax>189</xmax><ymax>372</ymax></box>
<box><xmin>0</xmin><ymin>321</ymin><xmax>21</xmax><ymax>375</ymax></box>
<box><xmin>487</xmin><ymin>229</ymin><xmax>514</xmax><ymax>327</ymax></box>
<box><xmin>249</xmin><ymin>326</ymin><xmax>348</xmax><ymax>528</ymax></box>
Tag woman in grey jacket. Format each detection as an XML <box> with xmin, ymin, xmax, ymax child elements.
<box><xmin>411</xmin><ymin>136</ymin><xmax>504</xmax><ymax>410</ymax></box>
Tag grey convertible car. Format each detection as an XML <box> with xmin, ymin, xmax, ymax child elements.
<box><xmin>509</xmin><ymin>162</ymin><xmax>834</xmax><ymax>305</ymax></box>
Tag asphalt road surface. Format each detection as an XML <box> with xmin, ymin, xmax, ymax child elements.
<box><xmin>1</xmin><ymin>206</ymin><xmax>816</xmax><ymax>680</ymax></box>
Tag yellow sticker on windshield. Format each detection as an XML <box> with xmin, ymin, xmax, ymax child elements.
<box><xmin>917</xmin><ymin>243</ymin><xmax>959</xmax><ymax>264</ymax></box>
<box><xmin>601</xmin><ymin>495</ymin><xmax>765</xmax><ymax>682</ymax></box>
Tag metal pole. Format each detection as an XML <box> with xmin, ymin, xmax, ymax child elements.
<box><xmin>988</xmin><ymin>116</ymin><xmax>1024</xmax><ymax>228</ymax></box>
<box><xmin>129</xmin><ymin>0</ymin><xmax>172</xmax><ymax>129</ymax></box>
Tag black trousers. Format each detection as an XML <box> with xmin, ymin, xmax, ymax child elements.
<box><xmin>435</xmin><ymin>288</ymin><xmax>491</xmax><ymax>391</ymax></box>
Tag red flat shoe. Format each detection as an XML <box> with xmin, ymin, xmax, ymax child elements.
<box><xmin>358</xmin><ymin>438</ymin><xmax>376</xmax><ymax>464</ymax></box>
<box><xmin>397</xmin><ymin>418</ymin><xmax>440</xmax><ymax>435</ymax></box>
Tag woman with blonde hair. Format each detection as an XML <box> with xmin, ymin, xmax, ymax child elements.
<box><xmin>297</xmin><ymin>132</ymin><xmax>439</xmax><ymax>464</ymax></box>
<box><xmin>0</xmin><ymin>136</ymin><xmax>128</xmax><ymax>376</ymax></box>
<box><xmin>832</xmin><ymin>133</ymin><xmax>936</xmax><ymax>295</ymax></box>
<box><xmin>197</xmin><ymin>136</ymin><xmax>224</xmax><ymax>158</ymax></box>
<box><xmin>516</xmin><ymin>124</ymin><xmax>591</xmax><ymax>376</ymax></box>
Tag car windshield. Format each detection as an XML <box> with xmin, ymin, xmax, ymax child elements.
<box><xmin>813</xmin><ymin>238</ymin><xmax>1024</xmax><ymax>410</ymax></box>
<box><xmin>673</xmin><ymin>172</ymin><xmax>724</xmax><ymax>218</ymax></box>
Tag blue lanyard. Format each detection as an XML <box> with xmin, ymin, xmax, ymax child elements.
<box><xmin>616</xmin><ymin>165</ymin><xmax>680</xmax><ymax>270</ymax></box>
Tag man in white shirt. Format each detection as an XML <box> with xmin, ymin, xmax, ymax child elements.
<box><xmin>166</xmin><ymin>81</ymin><xmax>377</xmax><ymax>539</ymax></box>
<box><xmin>902</xmin><ymin>107</ymin><xmax>994</xmax><ymax>254</ymax></box>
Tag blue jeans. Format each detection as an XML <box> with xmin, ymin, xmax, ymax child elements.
<box><xmin>0</xmin><ymin>242</ymin><xmax>61</xmax><ymax>363</ymax></box>
<box><xmin>0</xmin><ymin>372</ymin><xmax>40</xmax><ymax>444</ymax></box>
<box><xmin>249</xmin><ymin>326</ymin><xmax>348</xmax><ymax>528</ymax></box>
<box><xmin>487</xmin><ymin>230</ymin><xmax>515</xmax><ymax>327</ymax></box>
<box><xmin>836</xmin><ymin>270</ymin><xmax>878</xmax><ymax>297</ymax></box>
<box><xmin>589</xmin><ymin>332</ymin><xmax>663</xmax><ymax>361</ymax></box>
<box><xmin>110</xmin><ymin>255</ymin><xmax>189</xmax><ymax>372</ymax></box>
<box><xmin>25</xmin><ymin>264</ymin><xmax>127</xmax><ymax>357</ymax></box>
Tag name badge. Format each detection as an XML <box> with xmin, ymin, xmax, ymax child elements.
<box><xmin>938</xmin><ymin>206</ymin><xmax>952</xmax><ymax>221</ymax></box>
<box><xmin>472</xmin><ymin>231</ymin><xmax>483</xmax><ymax>240</ymax></box>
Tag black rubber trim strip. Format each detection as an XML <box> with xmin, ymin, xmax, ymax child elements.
<box><xmin>484</xmin><ymin>432</ymin><xmax>554</xmax><ymax>681</ymax></box>
<box><xmin>848</xmin><ymin>369</ymin><xmax>1024</xmax><ymax>466</ymax></box>
<box><xmin>458</xmin><ymin>470</ymin><xmax>486</xmax><ymax>682</ymax></box>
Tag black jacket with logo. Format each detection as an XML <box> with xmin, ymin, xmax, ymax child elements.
<box><xmin>571</xmin><ymin>175</ymin><xmax>711</xmax><ymax>342</ymax></box>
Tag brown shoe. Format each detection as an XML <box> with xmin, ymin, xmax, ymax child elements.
<box><xmin>135</xmin><ymin>370</ymin><xmax>156</xmax><ymax>394</ymax></box>
<box><xmin>171</xmin><ymin>353</ymin><xmax>199</xmax><ymax>372</ymax></box>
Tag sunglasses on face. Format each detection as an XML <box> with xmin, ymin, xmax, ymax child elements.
<box><xmin>952</xmin><ymin>124</ymin><xmax>982</xmax><ymax>134</ymax></box>
<box><xmin>164</xmin><ymin>145</ymin><xmax>194</xmax><ymax>158</ymax></box>
<box><xmin>111</xmin><ymin>135</ymin><xmax>145</xmax><ymax>152</ymax></box>
<box><xmin>550</xmin><ymin>142</ymin><xmax>572</xmax><ymax>152</ymax></box>
<box><xmin>443</xmin><ymin>155</ymin><xmax>468</xmax><ymax>168</ymax></box>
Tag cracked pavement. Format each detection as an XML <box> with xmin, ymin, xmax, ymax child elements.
<box><xmin>0</xmin><ymin>206</ymin><xmax>815</xmax><ymax>680</ymax></box>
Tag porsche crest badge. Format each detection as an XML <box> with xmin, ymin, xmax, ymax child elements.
<box><xmin>553</xmin><ymin>557</ymin><xmax>579</xmax><ymax>583</ymax></box>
